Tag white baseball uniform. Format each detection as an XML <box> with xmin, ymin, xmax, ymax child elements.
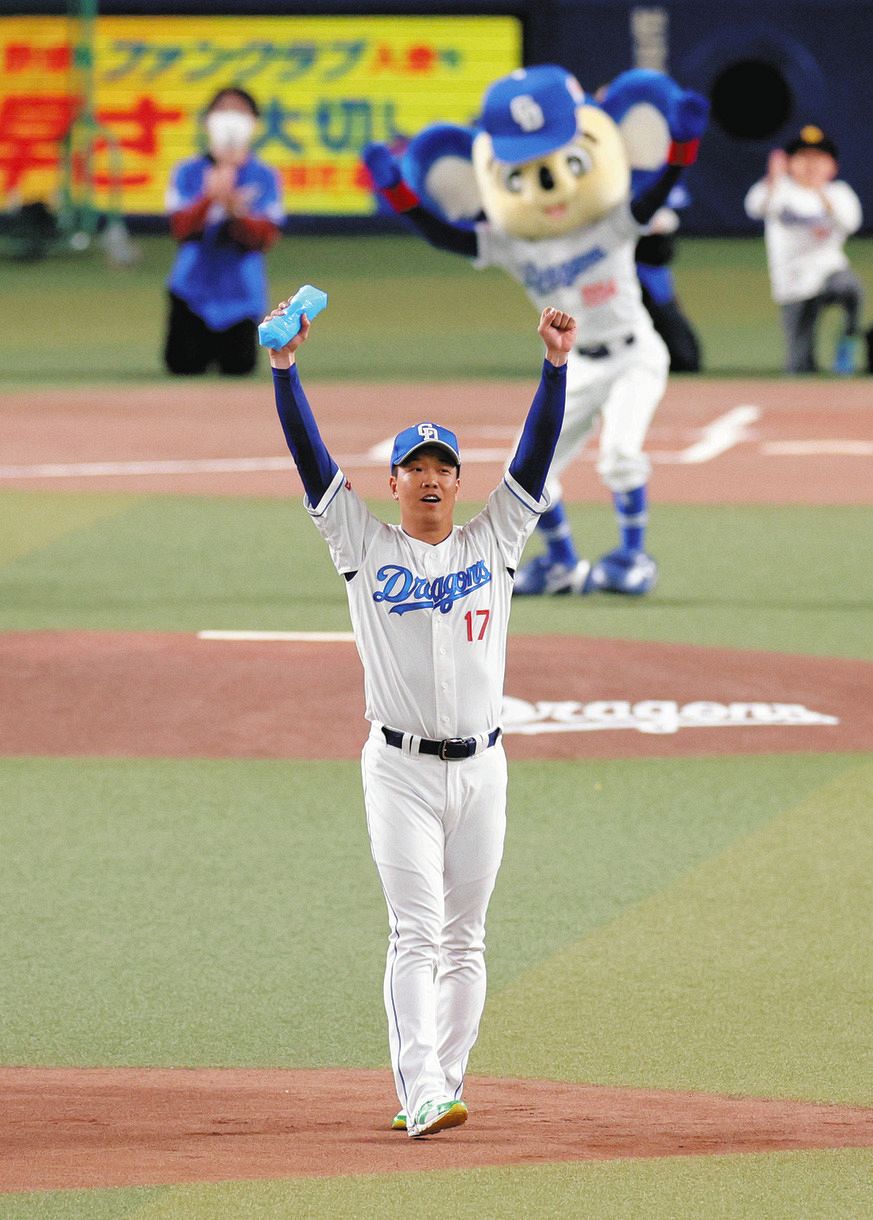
<box><xmin>744</xmin><ymin>174</ymin><xmax>862</xmax><ymax>304</ymax></box>
<box><xmin>475</xmin><ymin>202</ymin><xmax>669</xmax><ymax>493</ymax></box>
<box><xmin>307</xmin><ymin>464</ymin><xmax>546</xmax><ymax>1121</ymax></box>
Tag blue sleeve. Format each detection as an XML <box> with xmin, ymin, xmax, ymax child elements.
<box><xmin>507</xmin><ymin>360</ymin><xmax>567</xmax><ymax>500</ymax></box>
<box><xmin>272</xmin><ymin>366</ymin><xmax>338</xmax><ymax>504</ymax></box>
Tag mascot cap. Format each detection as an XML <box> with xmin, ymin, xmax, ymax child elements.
<box><xmin>784</xmin><ymin>125</ymin><xmax>837</xmax><ymax>159</ymax></box>
<box><xmin>480</xmin><ymin>65</ymin><xmax>584</xmax><ymax>164</ymax></box>
<box><xmin>391</xmin><ymin>422</ymin><xmax>461</xmax><ymax>470</ymax></box>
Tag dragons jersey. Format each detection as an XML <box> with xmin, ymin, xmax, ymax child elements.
<box><xmin>307</xmin><ymin>470</ymin><xmax>546</xmax><ymax>740</ymax></box>
<box><xmin>744</xmin><ymin>175</ymin><xmax>863</xmax><ymax>304</ymax></box>
<box><xmin>474</xmin><ymin>201</ymin><xmax>651</xmax><ymax>344</ymax></box>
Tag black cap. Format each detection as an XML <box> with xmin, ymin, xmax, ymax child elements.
<box><xmin>784</xmin><ymin>125</ymin><xmax>837</xmax><ymax>159</ymax></box>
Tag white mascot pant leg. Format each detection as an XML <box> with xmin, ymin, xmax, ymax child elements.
<box><xmin>596</xmin><ymin>328</ymin><xmax>669</xmax><ymax>493</ymax></box>
<box><xmin>544</xmin><ymin>328</ymin><xmax>669</xmax><ymax>501</ymax></box>
<box><xmin>362</xmin><ymin>730</ymin><xmax>507</xmax><ymax>1121</ymax></box>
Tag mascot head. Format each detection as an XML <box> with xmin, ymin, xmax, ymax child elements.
<box><xmin>399</xmin><ymin>65</ymin><xmax>704</xmax><ymax>240</ymax></box>
<box><xmin>472</xmin><ymin>64</ymin><xmax>629</xmax><ymax>239</ymax></box>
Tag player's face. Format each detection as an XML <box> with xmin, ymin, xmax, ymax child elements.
<box><xmin>788</xmin><ymin>149</ymin><xmax>837</xmax><ymax>189</ymax></box>
<box><xmin>390</xmin><ymin>450</ymin><xmax>460</xmax><ymax>540</ymax></box>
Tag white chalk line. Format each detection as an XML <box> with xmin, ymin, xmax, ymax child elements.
<box><xmin>0</xmin><ymin>456</ymin><xmax>297</xmax><ymax>479</ymax></box>
<box><xmin>365</xmin><ymin>406</ymin><xmax>764</xmax><ymax>469</ymax></box>
<box><xmin>654</xmin><ymin>404</ymin><xmax>761</xmax><ymax>464</ymax></box>
<box><xmin>0</xmin><ymin>405</ymin><xmax>865</xmax><ymax>480</ymax></box>
<box><xmin>760</xmin><ymin>440</ymin><xmax>873</xmax><ymax>457</ymax></box>
<box><xmin>198</xmin><ymin>630</ymin><xmax>355</xmax><ymax>642</ymax></box>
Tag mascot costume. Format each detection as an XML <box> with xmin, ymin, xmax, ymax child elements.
<box><xmin>604</xmin><ymin>70</ymin><xmax>703</xmax><ymax>373</ymax></box>
<box><xmin>364</xmin><ymin>65</ymin><xmax>709</xmax><ymax>596</ymax></box>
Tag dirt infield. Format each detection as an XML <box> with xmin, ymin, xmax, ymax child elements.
<box><xmin>2</xmin><ymin>630</ymin><xmax>870</xmax><ymax>761</ymax></box>
<box><xmin>3</xmin><ymin>1066</ymin><xmax>873</xmax><ymax>1192</ymax></box>
<box><xmin>3</xmin><ymin>375</ymin><xmax>871</xmax><ymax>1195</ymax></box>
<box><xmin>1</xmin><ymin>377</ymin><xmax>871</xmax><ymax>503</ymax></box>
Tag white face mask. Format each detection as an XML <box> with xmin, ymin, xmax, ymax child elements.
<box><xmin>205</xmin><ymin>111</ymin><xmax>256</xmax><ymax>155</ymax></box>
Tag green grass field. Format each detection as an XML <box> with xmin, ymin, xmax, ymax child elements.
<box><xmin>2</xmin><ymin>233</ymin><xmax>872</xmax><ymax>382</ymax></box>
<box><xmin>4</xmin><ymin>1151</ymin><xmax>873</xmax><ymax>1220</ymax></box>
<box><xmin>3</xmin><ymin>492</ymin><xmax>872</xmax><ymax>658</ymax></box>
<box><xmin>1</xmin><ymin>235</ymin><xmax>872</xmax><ymax>1218</ymax></box>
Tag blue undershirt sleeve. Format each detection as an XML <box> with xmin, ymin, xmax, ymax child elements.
<box><xmin>507</xmin><ymin>360</ymin><xmax>567</xmax><ymax>501</ymax></box>
<box><xmin>271</xmin><ymin>365</ymin><xmax>338</xmax><ymax>505</ymax></box>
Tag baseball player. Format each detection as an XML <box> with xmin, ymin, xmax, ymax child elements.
<box><xmin>264</xmin><ymin>296</ymin><xmax>576</xmax><ymax>1137</ymax></box>
<box><xmin>744</xmin><ymin>126</ymin><xmax>864</xmax><ymax>374</ymax></box>
<box><xmin>364</xmin><ymin>66</ymin><xmax>708</xmax><ymax>596</ymax></box>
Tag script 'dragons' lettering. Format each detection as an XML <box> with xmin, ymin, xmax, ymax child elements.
<box><xmin>372</xmin><ymin>560</ymin><xmax>492</xmax><ymax>615</ymax></box>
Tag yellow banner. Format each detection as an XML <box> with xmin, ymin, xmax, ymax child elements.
<box><xmin>0</xmin><ymin>14</ymin><xmax>521</xmax><ymax>214</ymax></box>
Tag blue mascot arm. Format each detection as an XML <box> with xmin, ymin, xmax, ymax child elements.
<box><xmin>631</xmin><ymin>89</ymin><xmax>709</xmax><ymax>226</ymax></box>
<box><xmin>670</xmin><ymin>91</ymin><xmax>709</xmax><ymax>145</ymax></box>
<box><xmin>401</xmin><ymin>123</ymin><xmax>482</xmax><ymax>233</ymax></box>
<box><xmin>361</xmin><ymin>140</ymin><xmax>477</xmax><ymax>258</ymax></box>
<box><xmin>362</xmin><ymin>142</ymin><xmax>403</xmax><ymax>191</ymax></box>
<box><xmin>601</xmin><ymin>71</ymin><xmax>709</xmax><ymax>227</ymax></box>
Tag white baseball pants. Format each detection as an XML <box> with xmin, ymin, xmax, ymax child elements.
<box><xmin>547</xmin><ymin>324</ymin><xmax>669</xmax><ymax>496</ymax></box>
<box><xmin>361</xmin><ymin>727</ymin><xmax>507</xmax><ymax>1122</ymax></box>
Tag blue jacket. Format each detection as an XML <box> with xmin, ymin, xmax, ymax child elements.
<box><xmin>166</xmin><ymin>154</ymin><xmax>284</xmax><ymax>331</ymax></box>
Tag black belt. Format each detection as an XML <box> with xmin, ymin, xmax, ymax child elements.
<box><xmin>576</xmin><ymin>333</ymin><xmax>635</xmax><ymax>359</ymax></box>
<box><xmin>381</xmin><ymin>726</ymin><xmax>501</xmax><ymax>760</ymax></box>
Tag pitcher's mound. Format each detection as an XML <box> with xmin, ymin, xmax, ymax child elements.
<box><xmin>3</xmin><ymin>1066</ymin><xmax>873</xmax><ymax>1192</ymax></box>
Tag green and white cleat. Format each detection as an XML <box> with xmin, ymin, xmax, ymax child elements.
<box><xmin>391</xmin><ymin>1109</ymin><xmax>407</xmax><ymax>1130</ymax></box>
<box><xmin>407</xmin><ymin>1098</ymin><xmax>468</xmax><ymax>1138</ymax></box>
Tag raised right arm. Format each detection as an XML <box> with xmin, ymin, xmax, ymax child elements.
<box><xmin>271</xmin><ymin>367</ymin><xmax>338</xmax><ymax>505</ymax></box>
<box><xmin>507</xmin><ymin>309</ymin><xmax>576</xmax><ymax>501</ymax></box>
<box><xmin>267</xmin><ymin>310</ymin><xmax>338</xmax><ymax>505</ymax></box>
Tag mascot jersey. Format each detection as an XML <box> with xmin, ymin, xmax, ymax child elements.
<box><xmin>475</xmin><ymin>202</ymin><xmax>651</xmax><ymax>343</ymax></box>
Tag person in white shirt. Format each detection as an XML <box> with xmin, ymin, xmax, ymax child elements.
<box><xmin>264</xmin><ymin>295</ymin><xmax>576</xmax><ymax>1139</ymax></box>
<box><xmin>744</xmin><ymin>126</ymin><xmax>864</xmax><ymax>374</ymax></box>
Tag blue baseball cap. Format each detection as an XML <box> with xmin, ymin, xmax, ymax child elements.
<box><xmin>480</xmin><ymin>65</ymin><xmax>584</xmax><ymax>164</ymax></box>
<box><xmin>390</xmin><ymin>422</ymin><xmax>461</xmax><ymax>469</ymax></box>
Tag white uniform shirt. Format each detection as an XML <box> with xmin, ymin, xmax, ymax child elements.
<box><xmin>474</xmin><ymin>202</ymin><xmax>651</xmax><ymax>345</ymax></box>
<box><xmin>744</xmin><ymin>175</ymin><xmax>862</xmax><ymax>303</ymax></box>
<box><xmin>308</xmin><ymin>469</ymin><xmax>546</xmax><ymax>739</ymax></box>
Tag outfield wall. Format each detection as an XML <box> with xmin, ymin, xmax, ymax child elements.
<box><xmin>6</xmin><ymin>1</ymin><xmax>871</xmax><ymax>233</ymax></box>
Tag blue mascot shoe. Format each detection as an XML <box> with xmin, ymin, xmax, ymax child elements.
<box><xmin>588</xmin><ymin>548</ymin><xmax>658</xmax><ymax>595</ymax></box>
<box><xmin>513</xmin><ymin>555</ymin><xmax>592</xmax><ymax>596</ymax></box>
